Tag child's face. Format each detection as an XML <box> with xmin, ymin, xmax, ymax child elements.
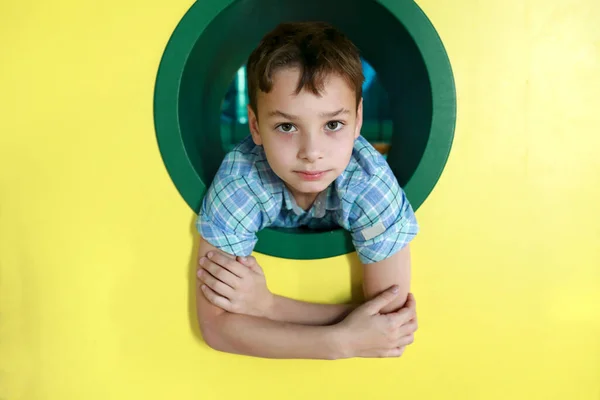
<box><xmin>248</xmin><ymin>67</ymin><xmax>363</xmax><ymax>207</ymax></box>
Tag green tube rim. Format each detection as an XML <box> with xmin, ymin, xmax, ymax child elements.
<box><xmin>153</xmin><ymin>0</ymin><xmax>456</xmax><ymax>259</ymax></box>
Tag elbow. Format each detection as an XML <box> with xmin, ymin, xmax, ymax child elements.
<box><xmin>198</xmin><ymin>320</ymin><xmax>216</xmax><ymax>349</ymax></box>
<box><xmin>197</xmin><ymin>313</ymin><xmax>240</xmax><ymax>354</ymax></box>
<box><xmin>197</xmin><ymin>314</ymin><xmax>225</xmax><ymax>351</ymax></box>
<box><xmin>202</xmin><ymin>330</ymin><xmax>224</xmax><ymax>352</ymax></box>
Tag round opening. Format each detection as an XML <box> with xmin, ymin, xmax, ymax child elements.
<box><xmin>154</xmin><ymin>0</ymin><xmax>456</xmax><ymax>259</ymax></box>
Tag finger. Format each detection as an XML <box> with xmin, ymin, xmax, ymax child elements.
<box><xmin>398</xmin><ymin>320</ymin><xmax>418</xmax><ymax>337</ymax></box>
<box><xmin>396</xmin><ymin>333</ymin><xmax>415</xmax><ymax>347</ymax></box>
<box><xmin>377</xmin><ymin>347</ymin><xmax>405</xmax><ymax>358</ymax></box>
<box><xmin>363</xmin><ymin>285</ymin><xmax>400</xmax><ymax>315</ymax></box>
<box><xmin>389</xmin><ymin>296</ymin><xmax>417</xmax><ymax>326</ymax></box>
<box><xmin>199</xmin><ymin>257</ymin><xmax>239</xmax><ymax>288</ymax></box>
<box><xmin>358</xmin><ymin>345</ymin><xmax>406</xmax><ymax>358</ymax></box>
<box><xmin>389</xmin><ymin>346</ymin><xmax>406</xmax><ymax>357</ymax></box>
<box><xmin>405</xmin><ymin>293</ymin><xmax>416</xmax><ymax>309</ymax></box>
<box><xmin>200</xmin><ymin>284</ymin><xmax>233</xmax><ymax>312</ymax></box>
<box><xmin>390</xmin><ymin>308</ymin><xmax>416</xmax><ymax>327</ymax></box>
<box><xmin>237</xmin><ymin>255</ymin><xmax>256</xmax><ymax>267</ymax></box>
<box><xmin>237</xmin><ymin>256</ymin><xmax>263</xmax><ymax>275</ymax></box>
<box><xmin>198</xmin><ymin>269</ymin><xmax>235</xmax><ymax>298</ymax></box>
<box><xmin>207</xmin><ymin>252</ymin><xmax>247</xmax><ymax>278</ymax></box>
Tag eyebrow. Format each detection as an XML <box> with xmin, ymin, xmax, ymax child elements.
<box><xmin>320</xmin><ymin>108</ymin><xmax>350</xmax><ymax>118</ymax></box>
<box><xmin>267</xmin><ymin>108</ymin><xmax>350</xmax><ymax>120</ymax></box>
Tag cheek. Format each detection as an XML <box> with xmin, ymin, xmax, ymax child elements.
<box><xmin>264</xmin><ymin>136</ymin><xmax>294</xmax><ymax>164</ymax></box>
<box><xmin>328</xmin><ymin>129</ymin><xmax>354</xmax><ymax>146</ymax></box>
<box><xmin>330</xmin><ymin>134</ymin><xmax>355</xmax><ymax>163</ymax></box>
<box><xmin>275</xmin><ymin>131</ymin><xmax>299</xmax><ymax>147</ymax></box>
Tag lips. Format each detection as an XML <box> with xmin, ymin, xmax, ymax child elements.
<box><xmin>298</xmin><ymin>171</ymin><xmax>325</xmax><ymax>175</ymax></box>
<box><xmin>295</xmin><ymin>170</ymin><xmax>329</xmax><ymax>181</ymax></box>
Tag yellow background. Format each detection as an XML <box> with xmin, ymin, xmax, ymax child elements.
<box><xmin>1</xmin><ymin>0</ymin><xmax>599</xmax><ymax>399</ymax></box>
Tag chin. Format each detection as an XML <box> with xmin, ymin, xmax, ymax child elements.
<box><xmin>290</xmin><ymin>177</ymin><xmax>334</xmax><ymax>194</ymax></box>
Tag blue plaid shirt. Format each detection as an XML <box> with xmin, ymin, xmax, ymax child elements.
<box><xmin>197</xmin><ymin>135</ymin><xmax>419</xmax><ymax>264</ymax></box>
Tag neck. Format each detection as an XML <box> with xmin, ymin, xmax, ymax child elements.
<box><xmin>287</xmin><ymin>186</ymin><xmax>319</xmax><ymax>211</ymax></box>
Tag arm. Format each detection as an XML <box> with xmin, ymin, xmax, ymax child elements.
<box><xmin>196</xmin><ymin>236</ymin><xmax>342</xmax><ymax>359</ymax></box>
<box><xmin>198</xmin><ymin>245</ymin><xmax>411</xmax><ymax>326</ymax></box>
<box><xmin>198</xmin><ymin>247</ymin><xmax>357</xmax><ymax>326</ymax></box>
<box><xmin>196</xmin><ymin>236</ymin><xmax>414</xmax><ymax>359</ymax></box>
<box><xmin>347</xmin><ymin>166</ymin><xmax>416</xmax><ymax>315</ymax></box>
<box><xmin>268</xmin><ymin>295</ymin><xmax>356</xmax><ymax>326</ymax></box>
<box><xmin>362</xmin><ymin>244</ymin><xmax>411</xmax><ymax>314</ymax></box>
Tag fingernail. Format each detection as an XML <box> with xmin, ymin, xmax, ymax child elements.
<box><xmin>199</xmin><ymin>257</ymin><xmax>206</xmax><ymax>265</ymax></box>
<box><xmin>240</xmin><ymin>256</ymin><xmax>247</xmax><ymax>262</ymax></box>
<box><xmin>197</xmin><ymin>269</ymin><xmax>203</xmax><ymax>277</ymax></box>
<box><xmin>392</xmin><ymin>286</ymin><xmax>399</xmax><ymax>293</ymax></box>
<box><xmin>207</xmin><ymin>252</ymin><xmax>213</xmax><ymax>258</ymax></box>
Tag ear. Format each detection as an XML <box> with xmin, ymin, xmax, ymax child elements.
<box><xmin>247</xmin><ymin>105</ymin><xmax>262</xmax><ymax>146</ymax></box>
<box><xmin>354</xmin><ymin>97</ymin><xmax>364</xmax><ymax>139</ymax></box>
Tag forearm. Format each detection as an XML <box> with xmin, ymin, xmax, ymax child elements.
<box><xmin>202</xmin><ymin>312</ymin><xmax>346</xmax><ymax>360</ymax></box>
<box><xmin>268</xmin><ymin>295</ymin><xmax>357</xmax><ymax>325</ymax></box>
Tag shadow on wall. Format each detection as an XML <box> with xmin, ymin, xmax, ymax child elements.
<box><xmin>187</xmin><ymin>220</ymin><xmax>205</xmax><ymax>345</ymax></box>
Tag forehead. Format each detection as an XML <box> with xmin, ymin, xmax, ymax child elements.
<box><xmin>257</xmin><ymin>67</ymin><xmax>356</xmax><ymax>112</ymax></box>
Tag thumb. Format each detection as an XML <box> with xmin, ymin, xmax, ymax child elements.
<box><xmin>364</xmin><ymin>285</ymin><xmax>400</xmax><ymax>315</ymax></box>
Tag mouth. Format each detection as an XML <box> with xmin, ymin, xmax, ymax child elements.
<box><xmin>294</xmin><ymin>170</ymin><xmax>330</xmax><ymax>181</ymax></box>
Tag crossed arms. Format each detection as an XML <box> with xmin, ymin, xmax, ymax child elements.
<box><xmin>195</xmin><ymin>236</ymin><xmax>418</xmax><ymax>360</ymax></box>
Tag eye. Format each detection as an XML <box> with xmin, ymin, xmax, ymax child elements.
<box><xmin>325</xmin><ymin>121</ymin><xmax>345</xmax><ymax>132</ymax></box>
<box><xmin>276</xmin><ymin>123</ymin><xmax>297</xmax><ymax>133</ymax></box>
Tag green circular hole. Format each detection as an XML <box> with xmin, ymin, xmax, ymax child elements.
<box><xmin>154</xmin><ymin>0</ymin><xmax>456</xmax><ymax>259</ymax></box>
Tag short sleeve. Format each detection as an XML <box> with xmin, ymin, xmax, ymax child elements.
<box><xmin>196</xmin><ymin>175</ymin><xmax>266</xmax><ymax>256</ymax></box>
<box><xmin>347</xmin><ymin>167</ymin><xmax>419</xmax><ymax>264</ymax></box>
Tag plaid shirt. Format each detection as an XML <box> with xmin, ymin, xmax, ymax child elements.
<box><xmin>197</xmin><ymin>135</ymin><xmax>419</xmax><ymax>264</ymax></box>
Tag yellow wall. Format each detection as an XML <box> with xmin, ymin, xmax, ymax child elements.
<box><xmin>1</xmin><ymin>0</ymin><xmax>599</xmax><ymax>399</ymax></box>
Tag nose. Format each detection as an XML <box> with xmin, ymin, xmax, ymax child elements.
<box><xmin>298</xmin><ymin>132</ymin><xmax>323</xmax><ymax>163</ymax></box>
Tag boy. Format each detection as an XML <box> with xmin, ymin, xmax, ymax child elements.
<box><xmin>195</xmin><ymin>21</ymin><xmax>419</xmax><ymax>360</ymax></box>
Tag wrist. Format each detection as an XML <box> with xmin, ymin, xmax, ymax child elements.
<box><xmin>262</xmin><ymin>292</ymin><xmax>277</xmax><ymax>320</ymax></box>
<box><xmin>329</xmin><ymin>323</ymin><xmax>353</xmax><ymax>359</ymax></box>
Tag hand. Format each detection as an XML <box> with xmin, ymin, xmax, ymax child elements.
<box><xmin>336</xmin><ymin>286</ymin><xmax>417</xmax><ymax>358</ymax></box>
<box><xmin>197</xmin><ymin>252</ymin><xmax>273</xmax><ymax>318</ymax></box>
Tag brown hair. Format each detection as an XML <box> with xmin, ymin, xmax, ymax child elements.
<box><xmin>246</xmin><ymin>21</ymin><xmax>364</xmax><ymax>115</ymax></box>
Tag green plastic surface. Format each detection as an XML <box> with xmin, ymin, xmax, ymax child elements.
<box><xmin>153</xmin><ymin>0</ymin><xmax>456</xmax><ymax>259</ymax></box>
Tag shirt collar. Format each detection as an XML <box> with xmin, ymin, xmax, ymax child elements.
<box><xmin>282</xmin><ymin>184</ymin><xmax>339</xmax><ymax>218</ymax></box>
